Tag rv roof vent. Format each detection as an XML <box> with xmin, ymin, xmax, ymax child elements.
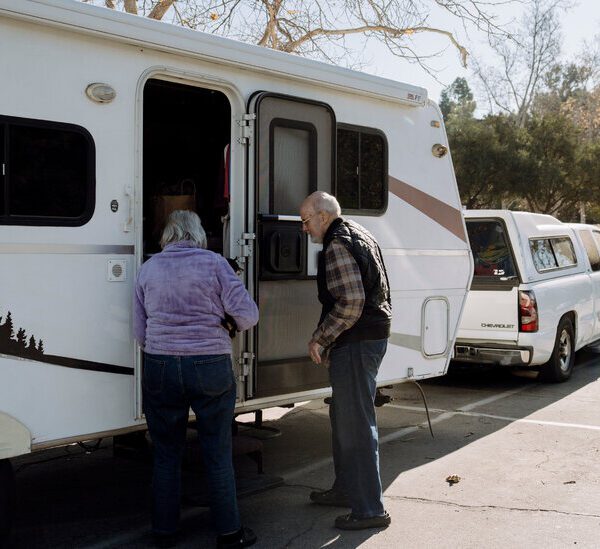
<box><xmin>107</xmin><ymin>259</ymin><xmax>127</xmax><ymax>282</ymax></box>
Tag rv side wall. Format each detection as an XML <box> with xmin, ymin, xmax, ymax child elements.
<box><xmin>0</xmin><ymin>6</ymin><xmax>472</xmax><ymax>449</ymax></box>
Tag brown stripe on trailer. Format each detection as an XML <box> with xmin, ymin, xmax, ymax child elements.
<box><xmin>388</xmin><ymin>175</ymin><xmax>466</xmax><ymax>243</ymax></box>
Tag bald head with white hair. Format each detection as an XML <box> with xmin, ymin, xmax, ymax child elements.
<box><xmin>300</xmin><ymin>191</ymin><xmax>341</xmax><ymax>244</ymax></box>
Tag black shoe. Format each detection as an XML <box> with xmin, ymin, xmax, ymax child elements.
<box><xmin>309</xmin><ymin>488</ymin><xmax>351</xmax><ymax>507</ymax></box>
<box><xmin>335</xmin><ymin>511</ymin><xmax>391</xmax><ymax>530</ymax></box>
<box><xmin>216</xmin><ymin>526</ymin><xmax>257</xmax><ymax>548</ymax></box>
<box><xmin>152</xmin><ymin>532</ymin><xmax>178</xmax><ymax>548</ymax></box>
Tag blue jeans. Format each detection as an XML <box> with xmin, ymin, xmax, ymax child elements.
<box><xmin>329</xmin><ymin>338</ymin><xmax>387</xmax><ymax>518</ymax></box>
<box><xmin>142</xmin><ymin>353</ymin><xmax>240</xmax><ymax>536</ymax></box>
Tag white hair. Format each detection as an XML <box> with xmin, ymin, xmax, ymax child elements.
<box><xmin>160</xmin><ymin>210</ymin><xmax>207</xmax><ymax>249</ymax></box>
<box><xmin>309</xmin><ymin>191</ymin><xmax>341</xmax><ymax>217</ymax></box>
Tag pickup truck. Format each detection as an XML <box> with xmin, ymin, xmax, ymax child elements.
<box><xmin>453</xmin><ymin>210</ymin><xmax>600</xmax><ymax>381</ymax></box>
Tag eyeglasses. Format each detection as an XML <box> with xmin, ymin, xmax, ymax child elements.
<box><xmin>301</xmin><ymin>214</ymin><xmax>315</xmax><ymax>225</ymax></box>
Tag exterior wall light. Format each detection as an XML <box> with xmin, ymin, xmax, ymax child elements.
<box><xmin>432</xmin><ymin>143</ymin><xmax>448</xmax><ymax>158</ymax></box>
<box><xmin>85</xmin><ymin>83</ymin><xmax>116</xmax><ymax>103</ymax></box>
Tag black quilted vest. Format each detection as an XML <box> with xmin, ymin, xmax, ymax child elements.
<box><xmin>317</xmin><ymin>217</ymin><xmax>392</xmax><ymax>344</ymax></box>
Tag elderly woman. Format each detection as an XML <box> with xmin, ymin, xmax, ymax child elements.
<box><xmin>134</xmin><ymin>210</ymin><xmax>258</xmax><ymax>549</ymax></box>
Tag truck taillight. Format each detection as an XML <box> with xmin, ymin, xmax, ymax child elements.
<box><xmin>519</xmin><ymin>290</ymin><xmax>538</xmax><ymax>332</ymax></box>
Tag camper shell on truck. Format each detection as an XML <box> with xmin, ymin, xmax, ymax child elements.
<box><xmin>454</xmin><ymin>210</ymin><xmax>600</xmax><ymax>381</ymax></box>
<box><xmin>0</xmin><ymin>0</ymin><xmax>473</xmax><ymax>537</ymax></box>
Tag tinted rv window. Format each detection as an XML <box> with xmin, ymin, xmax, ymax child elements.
<box><xmin>336</xmin><ymin>126</ymin><xmax>387</xmax><ymax>214</ymax></box>
<box><xmin>0</xmin><ymin>116</ymin><xmax>95</xmax><ymax>226</ymax></box>
<box><xmin>0</xmin><ymin>125</ymin><xmax>4</xmax><ymax>216</ymax></box>
<box><xmin>530</xmin><ymin>237</ymin><xmax>577</xmax><ymax>272</ymax></box>
<box><xmin>579</xmin><ymin>230</ymin><xmax>600</xmax><ymax>271</ymax></box>
<box><xmin>466</xmin><ymin>220</ymin><xmax>517</xmax><ymax>279</ymax></box>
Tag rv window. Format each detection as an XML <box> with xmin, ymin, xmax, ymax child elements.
<box><xmin>530</xmin><ymin>237</ymin><xmax>577</xmax><ymax>272</ymax></box>
<box><xmin>0</xmin><ymin>116</ymin><xmax>94</xmax><ymax>226</ymax></box>
<box><xmin>336</xmin><ymin>125</ymin><xmax>387</xmax><ymax>214</ymax></box>
<box><xmin>579</xmin><ymin>230</ymin><xmax>600</xmax><ymax>271</ymax></box>
<box><xmin>466</xmin><ymin>220</ymin><xmax>517</xmax><ymax>279</ymax></box>
<box><xmin>270</xmin><ymin>120</ymin><xmax>317</xmax><ymax>215</ymax></box>
<box><xmin>0</xmin><ymin>125</ymin><xmax>4</xmax><ymax>216</ymax></box>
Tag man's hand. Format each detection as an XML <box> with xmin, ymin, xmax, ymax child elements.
<box><xmin>308</xmin><ymin>340</ymin><xmax>323</xmax><ymax>365</ymax></box>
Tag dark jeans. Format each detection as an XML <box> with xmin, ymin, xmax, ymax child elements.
<box><xmin>329</xmin><ymin>338</ymin><xmax>387</xmax><ymax>518</ymax></box>
<box><xmin>142</xmin><ymin>353</ymin><xmax>240</xmax><ymax>536</ymax></box>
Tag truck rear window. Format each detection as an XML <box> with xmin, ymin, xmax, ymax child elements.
<box><xmin>466</xmin><ymin>220</ymin><xmax>517</xmax><ymax>279</ymax></box>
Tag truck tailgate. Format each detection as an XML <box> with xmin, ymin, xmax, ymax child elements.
<box><xmin>457</xmin><ymin>287</ymin><xmax>519</xmax><ymax>342</ymax></box>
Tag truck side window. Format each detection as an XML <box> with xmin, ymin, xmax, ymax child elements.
<box><xmin>530</xmin><ymin>237</ymin><xmax>577</xmax><ymax>272</ymax></box>
<box><xmin>551</xmin><ymin>237</ymin><xmax>577</xmax><ymax>267</ymax></box>
<box><xmin>0</xmin><ymin>115</ymin><xmax>95</xmax><ymax>226</ymax></box>
<box><xmin>466</xmin><ymin>219</ymin><xmax>517</xmax><ymax>279</ymax></box>
<box><xmin>579</xmin><ymin>230</ymin><xmax>600</xmax><ymax>271</ymax></box>
<box><xmin>336</xmin><ymin>125</ymin><xmax>387</xmax><ymax>214</ymax></box>
<box><xmin>593</xmin><ymin>231</ymin><xmax>600</xmax><ymax>261</ymax></box>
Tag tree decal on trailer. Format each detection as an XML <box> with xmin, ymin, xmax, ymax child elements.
<box><xmin>0</xmin><ymin>307</ymin><xmax>132</xmax><ymax>376</ymax></box>
<box><xmin>0</xmin><ymin>311</ymin><xmax>45</xmax><ymax>359</ymax></box>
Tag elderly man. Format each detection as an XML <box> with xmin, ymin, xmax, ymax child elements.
<box><xmin>300</xmin><ymin>191</ymin><xmax>392</xmax><ymax>530</ymax></box>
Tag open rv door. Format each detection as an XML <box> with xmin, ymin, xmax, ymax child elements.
<box><xmin>244</xmin><ymin>93</ymin><xmax>335</xmax><ymax>399</ymax></box>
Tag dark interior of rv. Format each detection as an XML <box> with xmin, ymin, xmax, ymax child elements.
<box><xmin>143</xmin><ymin>79</ymin><xmax>231</xmax><ymax>258</ymax></box>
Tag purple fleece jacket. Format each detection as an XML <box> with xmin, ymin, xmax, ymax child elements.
<box><xmin>134</xmin><ymin>241</ymin><xmax>258</xmax><ymax>355</ymax></box>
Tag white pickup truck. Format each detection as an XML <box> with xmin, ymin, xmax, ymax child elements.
<box><xmin>454</xmin><ymin>210</ymin><xmax>600</xmax><ymax>381</ymax></box>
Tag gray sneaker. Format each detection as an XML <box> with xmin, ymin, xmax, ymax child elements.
<box><xmin>309</xmin><ymin>489</ymin><xmax>351</xmax><ymax>507</ymax></box>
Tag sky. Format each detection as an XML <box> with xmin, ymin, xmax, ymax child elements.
<box><xmin>361</xmin><ymin>0</ymin><xmax>599</xmax><ymax>105</ymax></box>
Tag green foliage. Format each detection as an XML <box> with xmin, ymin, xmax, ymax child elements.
<box><xmin>519</xmin><ymin>113</ymin><xmax>581</xmax><ymax>215</ymax></box>
<box><xmin>544</xmin><ymin>63</ymin><xmax>593</xmax><ymax>102</ymax></box>
<box><xmin>440</xmin><ymin>77</ymin><xmax>476</xmax><ymax>120</ymax></box>
<box><xmin>447</xmin><ymin>112</ymin><xmax>524</xmax><ymax>208</ymax></box>
<box><xmin>445</xmin><ymin>68</ymin><xmax>600</xmax><ymax>220</ymax></box>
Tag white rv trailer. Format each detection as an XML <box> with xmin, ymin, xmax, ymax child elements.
<box><xmin>0</xmin><ymin>0</ymin><xmax>473</xmax><ymax>529</ymax></box>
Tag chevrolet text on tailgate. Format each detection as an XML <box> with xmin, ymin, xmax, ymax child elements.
<box><xmin>454</xmin><ymin>210</ymin><xmax>600</xmax><ymax>382</ymax></box>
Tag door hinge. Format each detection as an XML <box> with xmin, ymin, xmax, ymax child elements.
<box><xmin>238</xmin><ymin>351</ymin><xmax>255</xmax><ymax>380</ymax></box>
<box><xmin>237</xmin><ymin>113</ymin><xmax>256</xmax><ymax>145</ymax></box>
<box><xmin>237</xmin><ymin>232</ymin><xmax>256</xmax><ymax>261</ymax></box>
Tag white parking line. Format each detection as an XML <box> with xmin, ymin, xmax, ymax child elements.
<box><xmin>387</xmin><ymin>404</ymin><xmax>600</xmax><ymax>432</ymax></box>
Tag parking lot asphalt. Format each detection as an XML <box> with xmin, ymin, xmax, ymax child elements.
<box><xmin>7</xmin><ymin>351</ymin><xmax>600</xmax><ymax>548</ymax></box>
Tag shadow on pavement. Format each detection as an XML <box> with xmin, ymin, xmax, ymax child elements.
<box><xmin>7</xmin><ymin>350</ymin><xmax>600</xmax><ymax>548</ymax></box>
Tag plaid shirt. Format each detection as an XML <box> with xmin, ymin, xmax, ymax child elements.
<box><xmin>311</xmin><ymin>238</ymin><xmax>365</xmax><ymax>349</ymax></box>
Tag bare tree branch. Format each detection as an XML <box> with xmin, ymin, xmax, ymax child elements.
<box><xmin>148</xmin><ymin>0</ymin><xmax>176</xmax><ymax>20</ymax></box>
<box><xmin>82</xmin><ymin>0</ymin><xmax>517</xmax><ymax>71</ymax></box>
<box><xmin>474</xmin><ymin>0</ymin><xmax>568</xmax><ymax>125</ymax></box>
<box><xmin>124</xmin><ymin>0</ymin><xmax>138</xmax><ymax>14</ymax></box>
<box><xmin>282</xmin><ymin>23</ymin><xmax>469</xmax><ymax>66</ymax></box>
